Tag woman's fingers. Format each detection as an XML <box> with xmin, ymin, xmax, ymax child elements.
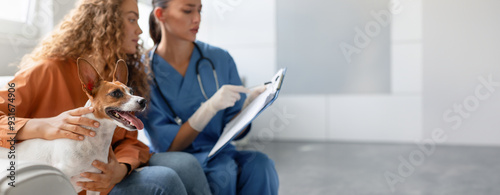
<box><xmin>229</xmin><ymin>91</ymin><xmax>242</xmax><ymax>101</ymax></box>
<box><xmin>60</xmin><ymin>123</ymin><xmax>95</xmax><ymax>138</ymax></box>
<box><xmin>29</xmin><ymin>107</ymin><xmax>99</xmax><ymax>141</ymax></box>
<box><xmin>56</xmin><ymin>127</ymin><xmax>84</xmax><ymax>140</ymax></box>
<box><xmin>210</xmin><ymin>85</ymin><xmax>250</xmax><ymax>111</ymax></box>
<box><xmin>67</xmin><ymin>107</ymin><xmax>100</xmax><ymax>128</ymax></box>
<box><xmin>251</xmin><ymin>85</ymin><xmax>267</xmax><ymax>95</ymax></box>
<box><xmin>65</xmin><ymin>107</ymin><xmax>98</xmax><ymax>137</ymax></box>
<box><xmin>49</xmin><ymin>107</ymin><xmax>98</xmax><ymax>140</ymax></box>
<box><xmin>68</xmin><ymin>106</ymin><xmax>94</xmax><ymax>116</ymax></box>
<box><xmin>220</xmin><ymin>85</ymin><xmax>250</xmax><ymax>94</ymax></box>
<box><xmin>226</xmin><ymin>85</ymin><xmax>251</xmax><ymax>94</ymax></box>
<box><xmin>222</xmin><ymin>85</ymin><xmax>246</xmax><ymax>101</ymax></box>
<box><xmin>64</xmin><ymin>116</ymin><xmax>97</xmax><ymax>136</ymax></box>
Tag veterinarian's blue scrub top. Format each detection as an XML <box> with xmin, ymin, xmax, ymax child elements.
<box><xmin>140</xmin><ymin>41</ymin><xmax>248</xmax><ymax>163</ymax></box>
<box><xmin>141</xmin><ymin>41</ymin><xmax>279</xmax><ymax>195</ymax></box>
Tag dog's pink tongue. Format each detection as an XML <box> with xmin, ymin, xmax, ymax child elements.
<box><xmin>120</xmin><ymin>112</ymin><xmax>144</xmax><ymax>130</ymax></box>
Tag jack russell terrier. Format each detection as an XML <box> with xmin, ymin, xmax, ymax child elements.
<box><xmin>1</xmin><ymin>58</ymin><xmax>146</xmax><ymax>194</ymax></box>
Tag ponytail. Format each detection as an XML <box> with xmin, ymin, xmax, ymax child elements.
<box><xmin>149</xmin><ymin>0</ymin><xmax>170</xmax><ymax>45</ymax></box>
<box><xmin>149</xmin><ymin>10</ymin><xmax>161</xmax><ymax>45</ymax></box>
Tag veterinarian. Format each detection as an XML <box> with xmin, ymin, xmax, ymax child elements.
<box><xmin>141</xmin><ymin>0</ymin><xmax>279</xmax><ymax>194</ymax></box>
<box><xmin>0</xmin><ymin>0</ymin><xmax>210</xmax><ymax>194</ymax></box>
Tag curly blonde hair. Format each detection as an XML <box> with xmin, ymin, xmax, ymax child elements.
<box><xmin>20</xmin><ymin>0</ymin><xmax>151</xmax><ymax>100</ymax></box>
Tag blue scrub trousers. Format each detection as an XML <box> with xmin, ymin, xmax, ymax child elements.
<box><xmin>205</xmin><ymin>150</ymin><xmax>279</xmax><ymax>195</ymax></box>
<box><xmin>109</xmin><ymin>152</ymin><xmax>211</xmax><ymax>195</ymax></box>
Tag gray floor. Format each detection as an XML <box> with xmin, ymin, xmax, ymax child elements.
<box><xmin>241</xmin><ymin>141</ymin><xmax>500</xmax><ymax>195</ymax></box>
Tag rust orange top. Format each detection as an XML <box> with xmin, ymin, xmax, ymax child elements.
<box><xmin>0</xmin><ymin>58</ymin><xmax>151</xmax><ymax>194</ymax></box>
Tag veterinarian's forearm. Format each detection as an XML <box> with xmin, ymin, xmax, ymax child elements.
<box><xmin>167</xmin><ymin>122</ymin><xmax>200</xmax><ymax>151</ymax></box>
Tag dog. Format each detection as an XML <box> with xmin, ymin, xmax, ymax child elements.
<box><xmin>1</xmin><ymin>58</ymin><xmax>146</xmax><ymax>194</ymax></box>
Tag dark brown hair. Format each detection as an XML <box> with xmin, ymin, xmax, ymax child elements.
<box><xmin>149</xmin><ymin>0</ymin><xmax>171</xmax><ymax>45</ymax></box>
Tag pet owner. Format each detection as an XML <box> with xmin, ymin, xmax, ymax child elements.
<box><xmin>141</xmin><ymin>0</ymin><xmax>279</xmax><ymax>194</ymax></box>
<box><xmin>0</xmin><ymin>0</ymin><xmax>210</xmax><ymax>194</ymax></box>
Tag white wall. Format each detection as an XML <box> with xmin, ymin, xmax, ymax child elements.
<box><xmin>245</xmin><ymin>0</ymin><xmax>424</xmax><ymax>144</ymax></box>
<box><xmin>422</xmin><ymin>0</ymin><xmax>500</xmax><ymax>146</ymax></box>
<box><xmin>276</xmin><ymin>0</ymin><xmax>392</xmax><ymax>94</ymax></box>
<box><xmin>252</xmin><ymin>0</ymin><xmax>500</xmax><ymax>146</ymax></box>
<box><xmin>198</xmin><ymin>0</ymin><xmax>277</xmax><ymax>88</ymax></box>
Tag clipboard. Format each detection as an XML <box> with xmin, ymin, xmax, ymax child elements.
<box><xmin>206</xmin><ymin>68</ymin><xmax>287</xmax><ymax>161</ymax></box>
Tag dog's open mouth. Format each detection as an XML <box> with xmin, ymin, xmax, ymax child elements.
<box><xmin>106</xmin><ymin>108</ymin><xmax>144</xmax><ymax>130</ymax></box>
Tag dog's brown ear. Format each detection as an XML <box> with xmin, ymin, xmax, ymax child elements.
<box><xmin>77</xmin><ymin>58</ymin><xmax>102</xmax><ymax>96</ymax></box>
<box><xmin>113</xmin><ymin>59</ymin><xmax>128</xmax><ymax>85</ymax></box>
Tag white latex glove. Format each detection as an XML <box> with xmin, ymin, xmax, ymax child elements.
<box><xmin>207</xmin><ymin>85</ymin><xmax>250</xmax><ymax>111</ymax></box>
<box><xmin>242</xmin><ymin>85</ymin><xmax>267</xmax><ymax>110</ymax></box>
<box><xmin>188</xmin><ymin>85</ymin><xmax>250</xmax><ymax>132</ymax></box>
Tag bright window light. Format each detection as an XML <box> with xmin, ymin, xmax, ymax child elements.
<box><xmin>0</xmin><ymin>0</ymin><xmax>32</xmax><ymax>23</ymax></box>
<box><xmin>138</xmin><ymin>2</ymin><xmax>153</xmax><ymax>49</ymax></box>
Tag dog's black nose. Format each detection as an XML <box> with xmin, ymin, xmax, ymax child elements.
<box><xmin>138</xmin><ymin>98</ymin><xmax>147</xmax><ymax>108</ymax></box>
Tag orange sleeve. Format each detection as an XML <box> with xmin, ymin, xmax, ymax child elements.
<box><xmin>0</xmin><ymin>65</ymin><xmax>44</xmax><ymax>148</ymax></box>
<box><xmin>111</xmin><ymin>127</ymin><xmax>151</xmax><ymax>173</ymax></box>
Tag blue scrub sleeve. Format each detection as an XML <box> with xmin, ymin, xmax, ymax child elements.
<box><xmin>139</xmin><ymin>96</ymin><xmax>181</xmax><ymax>153</ymax></box>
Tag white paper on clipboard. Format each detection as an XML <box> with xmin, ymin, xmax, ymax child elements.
<box><xmin>207</xmin><ymin>68</ymin><xmax>287</xmax><ymax>159</ymax></box>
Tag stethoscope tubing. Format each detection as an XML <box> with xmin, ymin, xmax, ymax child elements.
<box><xmin>150</xmin><ymin>42</ymin><xmax>219</xmax><ymax>125</ymax></box>
<box><xmin>193</xmin><ymin>42</ymin><xmax>220</xmax><ymax>100</ymax></box>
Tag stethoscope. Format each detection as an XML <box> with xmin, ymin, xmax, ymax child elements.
<box><xmin>150</xmin><ymin>42</ymin><xmax>220</xmax><ymax>125</ymax></box>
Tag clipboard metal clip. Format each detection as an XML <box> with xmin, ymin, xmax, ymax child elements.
<box><xmin>276</xmin><ymin>72</ymin><xmax>284</xmax><ymax>90</ymax></box>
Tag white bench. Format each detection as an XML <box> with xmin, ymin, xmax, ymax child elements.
<box><xmin>0</xmin><ymin>76</ymin><xmax>76</xmax><ymax>194</ymax></box>
<box><xmin>0</xmin><ymin>159</ymin><xmax>76</xmax><ymax>195</ymax></box>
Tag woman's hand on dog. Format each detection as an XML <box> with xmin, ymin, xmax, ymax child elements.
<box><xmin>16</xmin><ymin>107</ymin><xmax>99</xmax><ymax>141</ymax></box>
<box><xmin>77</xmin><ymin>147</ymin><xmax>128</xmax><ymax>192</ymax></box>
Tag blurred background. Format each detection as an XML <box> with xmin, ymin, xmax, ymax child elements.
<box><xmin>1</xmin><ymin>0</ymin><xmax>500</xmax><ymax>194</ymax></box>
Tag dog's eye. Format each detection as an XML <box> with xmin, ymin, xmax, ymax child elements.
<box><xmin>109</xmin><ymin>89</ymin><xmax>123</xmax><ymax>98</ymax></box>
<box><xmin>129</xmin><ymin>88</ymin><xmax>134</xmax><ymax>95</ymax></box>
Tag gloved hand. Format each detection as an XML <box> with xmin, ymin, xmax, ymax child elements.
<box><xmin>242</xmin><ymin>85</ymin><xmax>268</xmax><ymax>110</ymax></box>
<box><xmin>206</xmin><ymin>85</ymin><xmax>250</xmax><ymax>111</ymax></box>
<box><xmin>188</xmin><ymin>85</ymin><xmax>249</xmax><ymax>132</ymax></box>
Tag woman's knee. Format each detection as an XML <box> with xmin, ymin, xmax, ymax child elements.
<box><xmin>111</xmin><ymin>166</ymin><xmax>187</xmax><ymax>195</ymax></box>
<box><xmin>150</xmin><ymin>152</ymin><xmax>203</xmax><ymax>175</ymax></box>
<box><xmin>150</xmin><ymin>152</ymin><xmax>199</xmax><ymax>167</ymax></box>
<box><xmin>138</xmin><ymin>166</ymin><xmax>183</xmax><ymax>185</ymax></box>
<box><xmin>149</xmin><ymin>152</ymin><xmax>211</xmax><ymax>194</ymax></box>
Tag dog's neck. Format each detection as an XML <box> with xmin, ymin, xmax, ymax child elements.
<box><xmin>81</xmin><ymin>100</ymin><xmax>117</xmax><ymax>148</ymax></box>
